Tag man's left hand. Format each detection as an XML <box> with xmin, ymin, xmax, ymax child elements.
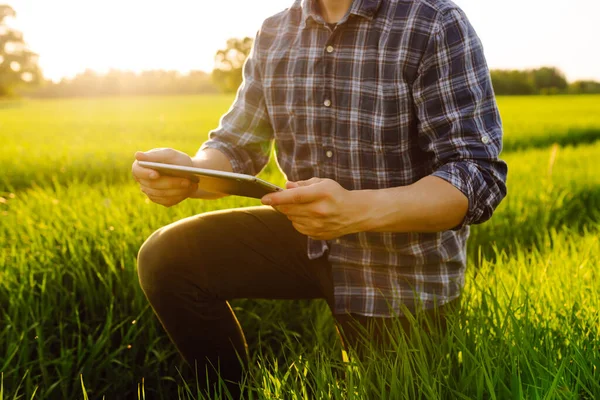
<box><xmin>261</xmin><ymin>178</ymin><xmax>366</xmax><ymax>240</ymax></box>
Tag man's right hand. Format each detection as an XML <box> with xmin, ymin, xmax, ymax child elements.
<box><xmin>132</xmin><ymin>148</ymin><xmax>199</xmax><ymax>207</ymax></box>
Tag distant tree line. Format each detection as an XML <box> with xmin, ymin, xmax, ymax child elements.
<box><xmin>29</xmin><ymin>69</ymin><xmax>219</xmax><ymax>98</ymax></box>
<box><xmin>210</xmin><ymin>39</ymin><xmax>600</xmax><ymax>96</ymax></box>
<box><xmin>2</xmin><ymin>20</ymin><xmax>599</xmax><ymax>98</ymax></box>
<box><xmin>3</xmin><ymin>1</ymin><xmax>597</xmax><ymax>98</ymax></box>
<box><xmin>24</xmin><ymin>37</ymin><xmax>255</xmax><ymax>98</ymax></box>
<box><xmin>490</xmin><ymin>67</ymin><xmax>600</xmax><ymax>95</ymax></box>
<box><xmin>23</xmin><ymin>37</ymin><xmax>254</xmax><ymax>98</ymax></box>
<box><xmin>23</xmin><ymin>67</ymin><xmax>600</xmax><ymax>99</ymax></box>
<box><xmin>27</xmin><ymin>63</ymin><xmax>600</xmax><ymax>98</ymax></box>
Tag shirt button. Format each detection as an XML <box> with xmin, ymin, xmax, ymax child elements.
<box><xmin>324</xmin><ymin>99</ymin><xmax>332</xmax><ymax>107</ymax></box>
<box><xmin>326</xmin><ymin>150</ymin><xmax>333</xmax><ymax>158</ymax></box>
<box><xmin>326</xmin><ymin>45</ymin><xmax>334</xmax><ymax>53</ymax></box>
<box><xmin>482</xmin><ymin>135</ymin><xmax>490</xmax><ymax>144</ymax></box>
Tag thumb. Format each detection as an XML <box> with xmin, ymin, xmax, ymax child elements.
<box><xmin>135</xmin><ymin>148</ymin><xmax>180</xmax><ymax>164</ymax></box>
<box><xmin>285</xmin><ymin>181</ymin><xmax>299</xmax><ymax>189</ymax></box>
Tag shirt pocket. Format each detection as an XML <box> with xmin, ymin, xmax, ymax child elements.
<box><xmin>359</xmin><ymin>81</ymin><xmax>413</xmax><ymax>153</ymax></box>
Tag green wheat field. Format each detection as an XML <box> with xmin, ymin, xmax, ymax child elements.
<box><xmin>1</xmin><ymin>94</ymin><xmax>599</xmax><ymax>399</ymax></box>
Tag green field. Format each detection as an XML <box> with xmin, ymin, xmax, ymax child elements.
<box><xmin>1</xmin><ymin>94</ymin><xmax>599</xmax><ymax>399</ymax></box>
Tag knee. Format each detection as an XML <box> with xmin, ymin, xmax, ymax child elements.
<box><xmin>137</xmin><ymin>213</ymin><xmax>225</xmax><ymax>297</ymax></box>
<box><xmin>137</xmin><ymin>226</ymin><xmax>175</xmax><ymax>294</ymax></box>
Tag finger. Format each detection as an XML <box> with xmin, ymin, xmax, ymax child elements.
<box><xmin>290</xmin><ymin>220</ymin><xmax>311</xmax><ymax>235</ymax></box>
<box><xmin>135</xmin><ymin>148</ymin><xmax>177</xmax><ymax>163</ymax></box>
<box><xmin>275</xmin><ymin>204</ymin><xmax>314</xmax><ymax>217</ymax></box>
<box><xmin>287</xmin><ymin>216</ymin><xmax>324</xmax><ymax>230</ymax></box>
<box><xmin>148</xmin><ymin>196</ymin><xmax>178</xmax><ymax>207</ymax></box>
<box><xmin>135</xmin><ymin>151</ymin><xmax>148</xmax><ymax>161</ymax></box>
<box><xmin>146</xmin><ymin>191</ymin><xmax>193</xmax><ymax>206</ymax></box>
<box><xmin>141</xmin><ymin>185</ymin><xmax>194</xmax><ymax>198</ymax></box>
<box><xmin>290</xmin><ymin>220</ymin><xmax>326</xmax><ymax>240</ymax></box>
<box><xmin>295</xmin><ymin>177</ymin><xmax>323</xmax><ymax>187</ymax></box>
<box><xmin>261</xmin><ymin>185</ymin><xmax>324</xmax><ymax>206</ymax></box>
<box><xmin>132</xmin><ymin>161</ymin><xmax>160</xmax><ymax>180</ymax></box>
<box><xmin>138</xmin><ymin>176</ymin><xmax>193</xmax><ymax>190</ymax></box>
<box><xmin>284</xmin><ymin>178</ymin><xmax>322</xmax><ymax>190</ymax></box>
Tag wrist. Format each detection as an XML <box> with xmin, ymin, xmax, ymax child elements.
<box><xmin>345</xmin><ymin>189</ymin><xmax>383</xmax><ymax>233</ymax></box>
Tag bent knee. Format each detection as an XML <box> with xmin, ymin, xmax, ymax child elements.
<box><xmin>137</xmin><ymin>214</ymin><xmax>231</xmax><ymax>297</ymax></box>
<box><xmin>137</xmin><ymin>226</ymin><xmax>181</xmax><ymax>294</ymax></box>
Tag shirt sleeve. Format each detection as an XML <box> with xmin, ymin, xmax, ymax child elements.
<box><xmin>412</xmin><ymin>8</ymin><xmax>508</xmax><ymax>229</ymax></box>
<box><xmin>200</xmin><ymin>31</ymin><xmax>273</xmax><ymax>176</ymax></box>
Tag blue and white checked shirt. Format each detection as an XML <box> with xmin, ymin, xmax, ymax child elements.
<box><xmin>201</xmin><ymin>0</ymin><xmax>508</xmax><ymax>317</ymax></box>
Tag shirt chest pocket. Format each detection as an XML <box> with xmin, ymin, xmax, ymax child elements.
<box><xmin>358</xmin><ymin>81</ymin><xmax>413</xmax><ymax>152</ymax></box>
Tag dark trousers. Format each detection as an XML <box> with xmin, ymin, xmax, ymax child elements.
<box><xmin>137</xmin><ymin>206</ymin><xmax>458</xmax><ymax>389</ymax></box>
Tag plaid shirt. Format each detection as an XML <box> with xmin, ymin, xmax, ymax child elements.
<box><xmin>201</xmin><ymin>0</ymin><xmax>507</xmax><ymax>317</ymax></box>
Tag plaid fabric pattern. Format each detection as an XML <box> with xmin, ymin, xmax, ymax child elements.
<box><xmin>201</xmin><ymin>0</ymin><xmax>507</xmax><ymax>317</ymax></box>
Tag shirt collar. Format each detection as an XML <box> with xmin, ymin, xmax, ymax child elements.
<box><xmin>297</xmin><ymin>0</ymin><xmax>383</xmax><ymax>29</ymax></box>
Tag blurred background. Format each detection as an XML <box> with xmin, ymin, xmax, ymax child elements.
<box><xmin>2</xmin><ymin>0</ymin><xmax>599</xmax><ymax>97</ymax></box>
<box><xmin>1</xmin><ymin>1</ymin><xmax>599</xmax><ymax>399</ymax></box>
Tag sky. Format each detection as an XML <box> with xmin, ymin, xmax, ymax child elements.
<box><xmin>6</xmin><ymin>0</ymin><xmax>600</xmax><ymax>82</ymax></box>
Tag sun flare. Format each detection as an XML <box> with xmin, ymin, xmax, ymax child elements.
<box><xmin>6</xmin><ymin>0</ymin><xmax>600</xmax><ymax>82</ymax></box>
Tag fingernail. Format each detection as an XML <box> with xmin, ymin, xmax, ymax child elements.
<box><xmin>261</xmin><ymin>197</ymin><xmax>272</xmax><ymax>205</ymax></box>
<box><xmin>149</xmin><ymin>172</ymin><xmax>158</xmax><ymax>179</ymax></box>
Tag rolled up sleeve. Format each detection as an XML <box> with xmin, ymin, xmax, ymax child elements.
<box><xmin>413</xmin><ymin>8</ymin><xmax>508</xmax><ymax>228</ymax></box>
<box><xmin>200</xmin><ymin>31</ymin><xmax>273</xmax><ymax>176</ymax></box>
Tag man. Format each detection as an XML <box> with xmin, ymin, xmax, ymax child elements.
<box><xmin>132</xmin><ymin>0</ymin><xmax>507</xmax><ymax>392</ymax></box>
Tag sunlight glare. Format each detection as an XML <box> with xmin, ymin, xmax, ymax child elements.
<box><xmin>5</xmin><ymin>0</ymin><xmax>600</xmax><ymax>82</ymax></box>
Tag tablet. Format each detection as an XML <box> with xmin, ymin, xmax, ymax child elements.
<box><xmin>138</xmin><ymin>161</ymin><xmax>283</xmax><ymax>199</ymax></box>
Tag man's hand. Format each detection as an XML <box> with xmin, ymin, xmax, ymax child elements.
<box><xmin>132</xmin><ymin>148</ymin><xmax>198</xmax><ymax>207</ymax></box>
<box><xmin>261</xmin><ymin>178</ymin><xmax>366</xmax><ymax>240</ymax></box>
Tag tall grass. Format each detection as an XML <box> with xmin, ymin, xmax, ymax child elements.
<box><xmin>0</xmin><ymin>95</ymin><xmax>599</xmax><ymax>398</ymax></box>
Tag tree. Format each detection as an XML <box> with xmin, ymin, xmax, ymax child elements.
<box><xmin>568</xmin><ymin>80</ymin><xmax>600</xmax><ymax>95</ymax></box>
<box><xmin>530</xmin><ymin>67</ymin><xmax>568</xmax><ymax>95</ymax></box>
<box><xmin>490</xmin><ymin>67</ymin><xmax>580</xmax><ymax>96</ymax></box>
<box><xmin>490</xmin><ymin>69</ymin><xmax>535</xmax><ymax>95</ymax></box>
<box><xmin>0</xmin><ymin>4</ymin><xmax>41</xmax><ymax>96</ymax></box>
<box><xmin>212</xmin><ymin>37</ymin><xmax>253</xmax><ymax>93</ymax></box>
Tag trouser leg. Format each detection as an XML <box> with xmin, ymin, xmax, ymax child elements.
<box><xmin>136</xmin><ymin>206</ymin><xmax>333</xmax><ymax>388</ymax></box>
<box><xmin>137</xmin><ymin>204</ymin><xmax>460</xmax><ymax>390</ymax></box>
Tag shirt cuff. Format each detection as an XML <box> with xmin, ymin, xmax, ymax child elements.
<box><xmin>200</xmin><ymin>139</ymin><xmax>248</xmax><ymax>175</ymax></box>
<box><xmin>431</xmin><ymin>161</ymin><xmax>484</xmax><ymax>230</ymax></box>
